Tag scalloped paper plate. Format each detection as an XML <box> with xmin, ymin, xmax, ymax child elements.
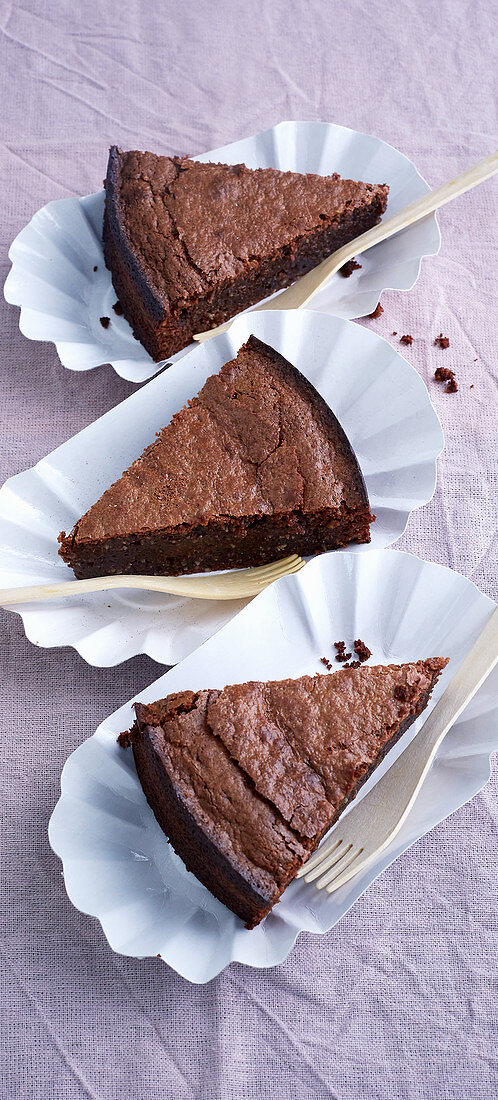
<box><xmin>0</xmin><ymin>310</ymin><xmax>443</xmax><ymax>667</ymax></box>
<box><xmin>48</xmin><ymin>549</ymin><xmax>498</xmax><ymax>983</ymax></box>
<box><xmin>4</xmin><ymin>121</ymin><xmax>440</xmax><ymax>383</ymax></box>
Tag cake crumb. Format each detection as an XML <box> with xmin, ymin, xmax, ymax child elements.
<box><xmin>392</xmin><ymin>331</ymin><xmax>397</xmax><ymax>336</ymax></box>
<box><xmin>470</xmin><ymin>384</ymin><xmax>474</xmax><ymax>389</ymax></box>
<box><xmin>343</xmin><ymin>659</ymin><xmax>361</xmax><ymax>669</ymax></box>
<box><xmin>112</xmin><ymin>300</ymin><xmax>124</xmax><ymax>315</ymax></box>
<box><xmin>93</xmin><ymin>265</ymin><xmax>98</xmax><ymax>272</ymax></box>
<box><xmin>334</xmin><ymin>640</ymin><xmax>352</xmax><ymax>662</ymax></box>
<box><xmin>354</xmin><ymin>639</ymin><xmax>372</xmax><ymax>662</ymax></box>
<box><xmin>100</xmin><ymin>316</ymin><xmax>110</xmax><ymax>329</ymax></box>
<box><xmin>394</xmin><ymin>684</ymin><xmax>408</xmax><ymax>702</ymax></box>
<box><xmin>340</xmin><ymin>259</ymin><xmax>362</xmax><ymax>278</ymax></box>
<box><xmin>435</xmin><ymin>366</ymin><xmax>458</xmax><ymax>393</ymax></box>
<box><xmin>434</xmin><ymin>333</ymin><xmax>450</xmax><ymax>349</ymax></box>
<box><xmin>400</xmin><ymin>334</ymin><xmax>413</xmax><ymax>346</ymax></box>
<box><xmin>320</xmin><ymin>656</ymin><xmax>333</xmax><ymax>671</ymax></box>
<box><xmin>368</xmin><ymin>303</ymin><xmax>384</xmax><ymax>319</ymax></box>
<box><xmin>117</xmin><ymin>729</ymin><xmax>132</xmax><ymax>748</ymax></box>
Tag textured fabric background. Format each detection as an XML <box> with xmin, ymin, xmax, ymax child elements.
<box><xmin>0</xmin><ymin>1</ymin><xmax>497</xmax><ymax>1097</ymax></box>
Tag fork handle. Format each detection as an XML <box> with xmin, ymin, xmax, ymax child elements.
<box><xmin>195</xmin><ymin>150</ymin><xmax>498</xmax><ymax>340</ymax></box>
<box><xmin>343</xmin><ymin>606</ymin><xmax>498</xmax><ymax>853</ymax></box>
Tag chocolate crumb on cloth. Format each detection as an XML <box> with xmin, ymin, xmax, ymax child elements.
<box><xmin>368</xmin><ymin>302</ymin><xmax>383</xmax><ymax>319</ymax></box>
<box><xmin>400</xmin><ymin>334</ymin><xmax>413</xmax><ymax>346</ymax></box>
<box><xmin>339</xmin><ymin>259</ymin><xmax>362</xmax><ymax>277</ymax></box>
<box><xmin>435</xmin><ymin>366</ymin><xmax>458</xmax><ymax>393</ymax></box>
<box><xmin>434</xmin><ymin>333</ymin><xmax>450</xmax><ymax>349</ymax></box>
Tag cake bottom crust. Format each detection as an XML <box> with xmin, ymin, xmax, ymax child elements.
<box><xmin>59</xmin><ymin>505</ymin><xmax>373</xmax><ymax>579</ymax></box>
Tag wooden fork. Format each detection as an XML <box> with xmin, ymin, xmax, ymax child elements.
<box><xmin>194</xmin><ymin>151</ymin><xmax>498</xmax><ymax>343</ymax></box>
<box><xmin>296</xmin><ymin>605</ymin><xmax>498</xmax><ymax>895</ymax></box>
<box><xmin>0</xmin><ymin>554</ymin><xmax>305</xmax><ymax>606</ymax></box>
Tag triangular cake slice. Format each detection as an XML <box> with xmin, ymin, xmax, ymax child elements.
<box><xmin>103</xmin><ymin>146</ymin><xmax>389</xmax><ymax>359</ymax></box>
<box><xmin>120</xmin><ymin>658</ymin><xmax>448</xmax><ymax>927</ymax></box>
<box><xmin>58</xmin><ymin>336</ymin><xmax>373</xmax><ymax>578</ymax></box>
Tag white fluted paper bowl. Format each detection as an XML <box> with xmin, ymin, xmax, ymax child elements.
<box><xmin>4</xmin><ymin>121</ymin><xmax>440</xmax><ymax>383</ymax></box>
<box><xmin>48</xmin><ymin>549</ymin><xmax>497</xmax><ymax>983</ymax></box>
<box><xmin>0</xmin><ymin>310</ymin><xmax>443</xmax><ymax>667</ymax></box>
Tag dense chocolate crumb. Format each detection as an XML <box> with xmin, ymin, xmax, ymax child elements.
<box><xmin>470</xmin><ymin>384</ymin><xmax>474</xmax><ymax>389</ymax></box>
<box><xmin>435</xmin><ymin>366</ymin><xmax>458</xmax><ymax>393</ymax></box>
<box><xmin>340</xmin><ymin>259</ymin><xmax>362</xmax><ymax>278</ymax></box>
<box><xmin>343</xmin><ymin>659</ymin><xmax>361</xmax><ymax>669</ymax></box>
<box><xmin>394</xmin><ymin>684</ymin><xmax>408</xmax><ymax>701</ymax></box>
<box><xmin>100</xmin><ymin>316</ymin><xmax>110</xmax><ymax>329</ymax></box>
<box><xmin>354</xmin><ymin>639</ymin><xmax>372</xmax><ymax>662</ymax></box>
<box><xmin>399</xmin><ymin>334</ymin><xmax>413</xmax><ymax>346</ymax></box>
<box><xmin>392</xmin><ymin>331</ymin><xmax>397</xmax><ymax>336</ymax></box>
<box><xmin>434</xmin><ymin>333</ymin><xmax>450</xmax><ymax>349</ymax></box>
<box><xmin>320</xmin><ymin>656</ymin><xmax>333</xmax><ymax>671</ymax></box>
<box><xmin>93</xmin><ymin>265</ymin><xmax>98</xmax><ymax>272</ymax></box>
<box><xmin>334</xmin><ymin>641</ymin><xmax>352</xmax><ymax>662</ymax></box>
<box><xmin>112</xmin><ymin>300</ymin><xmax>124</xmax><ymax>315</ymax></box>
<box><xmin>368</xmin><ymin>303</ymin><xmax>384</xmax><ymax>319</ymax></box>
<box><xmin>117</xmin><ymin>729</ymin><xmax>132</xmax><ymax>747</ymax></box>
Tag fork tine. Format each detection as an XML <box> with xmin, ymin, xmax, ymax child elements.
<box><xmin>324</xmin><ymin>854</ymin><xmax>370</xmax><ymax>894</ymax></box>
<box><xmin>296</xmin><ymin>832</ymin><xmax>342</xmax><ymax>876</ymax></box>
<box><xmin>314</xmin><ymin>846</ymin><xmax>364</xmax><ymax>891</ymax></box>
<box><xmin>302</xmin><ymin>840</ymin><xmax>349</xmax><ymax>882</ymax></box>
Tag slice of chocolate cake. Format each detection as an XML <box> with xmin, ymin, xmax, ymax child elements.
<box><xmin>121</xmin><ymin>658</ymin><xmax>448</xmax><ymax>927</ymax></box>
<box><xmin>103</xmin><ymin>146</ymin><xmax>389</xmax><ymax>359</ymax></box>
<box><xmin>58</xmin><ymin>336</ymin><xmax>373</xmax><ymax>578</ymax></box>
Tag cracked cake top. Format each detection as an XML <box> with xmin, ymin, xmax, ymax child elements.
<box><xmin>66</xmin><ymin>336</ymin><xmax>369</xmax><ymax>543</ymax></box>
<box><xmin>109</xmin><ymin>146</ymin><xmax>389</xmax><ymax>311</ymax></box>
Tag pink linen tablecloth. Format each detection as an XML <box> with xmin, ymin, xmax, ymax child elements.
<box><xmin>0</xmin><ymin>1</ymin><xmax>497</xmax><ymax>1097</ymax></box>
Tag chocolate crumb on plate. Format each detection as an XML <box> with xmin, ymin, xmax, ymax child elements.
<box><xmin>339</xmin><ymin>259</ymin><xmax>362</xmax><ymax>278</ymax></box>
<box><xmin>368</xmin><ymin>302</ymin><xmax>383</xmax><ymax>319</ymax></box>
<box><xmin>434</xmin><ymin>333</ymin><xmax>450</xmax><ymax>349</ymax></box>
<box><xmin>435</xmin><ymin>366</ymin><xmax>458</xmax><ymax>393</ymax></box>
<box><xmin>334</xmin><ymin>640</ymin><xmax>352</xmax><ymax>662</ymax></box>
<box><xmin>343</xmin><ymin>659</ymin><xmax>361</xmax><ymax>669</ymax></box>
<box><xmin>112</xmin><ymin>301</ymin><xmax>124</xmax><ymax>315</ymax></box>
<box><xmin>100</xmin><ymin>316</ymin><xmax>110</xmax><ymax>329</ymax></box>
<box><xmin>93</xmin><ymin>265</ymin><xmax>98</xmax><ymax>272</ymax></box>
<box><xmin>320</xmin><ymin>656</ymin><xmax>333</xmax><ymax>671</ymax></box>
<box><xmin>354</xmin><ymin>638</ymin><xmax>372</xmax><ymax>662</ymax></box>
<box><xmin>400</xmin><ymin>334</ymin><xmax>413</xmax><ymax>346</ymax></box>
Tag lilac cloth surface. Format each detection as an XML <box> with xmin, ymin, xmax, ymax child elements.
<box><xmin>0</xmin><ymin>1</ymin><xmax>497</xmax><ymax>1097</ymax></box>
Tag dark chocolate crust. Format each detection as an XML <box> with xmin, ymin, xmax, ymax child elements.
<box><xmin>126</xmin><ymin>660</ymin><xmax>448</xmax><ymax>928</ymax></box>
<box><xmin>59</xmin><ymin>336</ymin><xmax>373</xmax><ymax>578</ymax></box>
<box><xmin>103</xmin><ymin>146</ymin><xmax>389</xmax><ymax>359</ymax></box>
